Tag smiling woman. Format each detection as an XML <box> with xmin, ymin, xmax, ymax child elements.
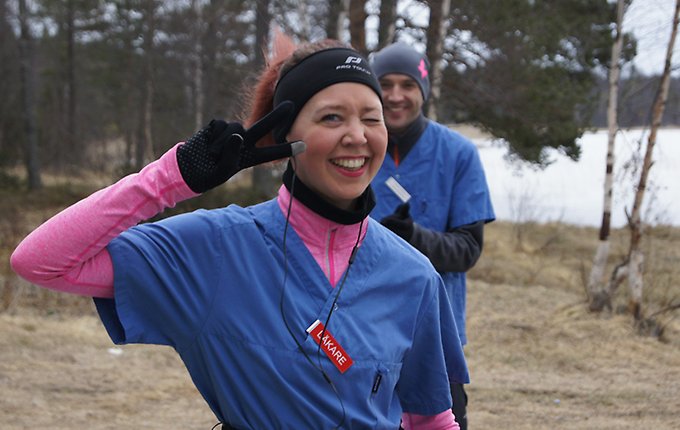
<box><xmin>11</xmin><ymin>34</ymin><xmax>468</xmax><ymax>429</ymax></box>
<box><xmin>286</xmin><ymin>82</ymin><xmax>387</xmax><ymax>210</ymax></box>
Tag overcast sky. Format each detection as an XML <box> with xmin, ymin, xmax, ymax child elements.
<box><xmin>624</xmin><ymin>0</ymin><xmax>679</xmax><ymax>75</ymax></box>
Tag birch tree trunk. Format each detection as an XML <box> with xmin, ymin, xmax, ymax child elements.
<box><xmin>588</xmin><ymin>0</ymin><xmax>626</xmax><ymax>313</ymax></box>
<box><xmin>425</xmin><ymin>0</ymin><xmax>451</xmax><ymax>121</ymax></box>
<box><xmin>625</xmin><ymin>0</ymin><xmax>679</xmax><ymax>320</ymax></box>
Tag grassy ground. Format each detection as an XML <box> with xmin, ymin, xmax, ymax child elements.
<box><xmin>1</xmin><ymin>180</ymin><xmax>679</xmax><ymax>429</ymax></box>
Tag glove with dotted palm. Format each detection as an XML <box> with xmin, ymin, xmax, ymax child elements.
<box><xmin>177</xmin><ymin>101</ymin><xmax>305</xmax><ymax>194</ymax></box>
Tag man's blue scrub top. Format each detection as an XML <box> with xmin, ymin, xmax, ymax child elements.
<box><xmin>372</xmin><ymin>121</ymin><xmax>496</xmax><ymax>345</ymax></box>
<box><xmin>94</xmin><ymin>198</ymin><xmax>468</xmax><ymax>429</ymax></box>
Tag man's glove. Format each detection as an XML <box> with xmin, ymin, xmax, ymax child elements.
<box><xmin>380</xmin><ymin>202</ymin><xmax>414</xmax><ymax>242</ymax></box>
<box><xmin>177</xmin><ymin>101</ymin><xmax>305</xmax><ymax>193</ymax></box>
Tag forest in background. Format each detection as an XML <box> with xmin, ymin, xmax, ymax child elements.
<box><xmin>1</xmin><ymin>0</ymin><xmax>678</xmax><ymax>192</ymax></box>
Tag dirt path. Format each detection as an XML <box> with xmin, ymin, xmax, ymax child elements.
<box><xmin>1</xmin><ymin>281</ymin><xmax>679</xmax><ymax>429</ymax></box>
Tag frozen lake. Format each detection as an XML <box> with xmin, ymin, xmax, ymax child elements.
<box><xmin>475</xmin><ymin>128</ymin><xmax>679</xmax><ymax>227</ymax></box>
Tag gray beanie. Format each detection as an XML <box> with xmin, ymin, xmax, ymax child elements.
<box><xmin>370</xmin><ymin>42</ymin><xmax>431</xmax><ymax>101</ymax></box>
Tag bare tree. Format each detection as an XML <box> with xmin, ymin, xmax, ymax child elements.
<box><xmin>108</xmin><ymin>1</ymin><xmax>141</xmax><ymax>169</ymax></box>
<box><xmin>425</xmin><ymin>0</ymin><xmax>451</xmax><ymax>120</ymax></box>
<box><xmin>377</xmin><ymin>0</ymin><xmax>397</xmax><ymax>49</ymax></box>
<box><xmin>251</xmin><ymin>0</ymin><xmax>276</xmax><ymax>196</ymax></box>
<box><xmin>17</xmin><ymin>0</ymin><xmax>41</xmax><ymax>189</ymax></box>
<box><xmin>202</xmin><ymin>0</ymin><xmax>220</xmax><ymax>121</ymax></box>
<box><xmin>0</xmin><ymin>0</ymin><xmax>16</xmax><ymax>156</ymax></box>
<box><xmin>191</xmin><ymin>0</ymin><xmax>205</xmax><ymax>130</ymax></box>
<box><xmin>587</xmin><ymin>0</ymin><xmax>628</xmax><ymax>313</ymax></box>
<box><xmin>135</xmin><ymin>0</ymin><xmax>157</xmax><ymax>170</ymax></box>
<box><xmin>619</xmin><ymin>0</ymin><xmax>679</xmax><ymax>320</ymax></box>
<box><xmin>348</xmin><ymin>0</ymin><xmax>367</xmax><ymax>54</ymax></box>
<box><xmin>326</xmin><ymin>0</ymin><xmax>349</xmax><ymax>40</ymax></box>
<box><xmin>65</xmin><ymin>0</ymin><xmax>78</xmax><ymax>164</ymax></box>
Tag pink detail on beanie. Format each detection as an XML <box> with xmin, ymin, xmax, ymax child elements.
<box><xmin>418</xmin><ymin>59</ymin><xmax>428</xmax><ymax>78</ymax></box>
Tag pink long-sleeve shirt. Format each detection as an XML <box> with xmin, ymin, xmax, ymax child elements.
<box><xmin>10</xmin><ymin>144</ymin><xmax>458</xmax><ymax>430</ymax></box>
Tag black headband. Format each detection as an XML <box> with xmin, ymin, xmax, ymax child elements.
<box><xmin>272</xmin><ymin>47</ymin><xmax>382</xmax><ymax>144</ymax></box>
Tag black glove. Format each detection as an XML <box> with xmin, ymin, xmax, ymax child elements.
<box><xmin>177</xmin><ymin>101</ymin><xmax>305</xmax><ymax>193</ymax></box>
<box><xmin>380</xmin><ymin>202</ymin><xmax>414</xmax><ymax>241</ymax></box>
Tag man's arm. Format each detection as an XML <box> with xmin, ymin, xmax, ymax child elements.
<box><xmin>409</xmin><ymin>221</ymin><xmax>484</xmax><ymax>273</ymax></box>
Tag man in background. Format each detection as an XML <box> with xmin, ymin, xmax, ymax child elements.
<box><xmin>370</xmin><ymin>42</ymin><xmax>496</xmax><ymax>429</ymax></box>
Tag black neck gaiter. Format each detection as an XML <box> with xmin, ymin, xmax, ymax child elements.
<box><xmin>282</xmin><ymin>162</ymin><xmax>375</xmax><ymax>225</ymax></box>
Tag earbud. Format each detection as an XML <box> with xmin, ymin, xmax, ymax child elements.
<box><xmin>289</xmin><ymin>140</ymin><xmax>306</xmax><ymax>156</ymax></box>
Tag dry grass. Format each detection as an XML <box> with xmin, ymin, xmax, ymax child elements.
<box><xmin>0</xmin><ymin>311</ymin><xmax>215</xmax><ymax>429</ymax></box>
<box><xmin>465</xmin><ymin>281</ymin><xmax>680</xmax><ymax>429</ymax></box>
<box><xmin>2</xmin><ymin>183</ymin><xmax>680</xmax><ymax>429</ymax></box>
<box><xmin>470</xmin><ymin>221</ymin><xmax>680</xmax><ymax>330</ymax></box>
<box><xmin>465</xmin><ymin>221</ymin><xmax>680</xmax><ymax>429</ymax></box>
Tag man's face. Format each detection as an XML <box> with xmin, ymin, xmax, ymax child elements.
<box><xmin>378</xmin><ymin>73</ymin><xmax>424</xmax><ymax>133</ymax></box>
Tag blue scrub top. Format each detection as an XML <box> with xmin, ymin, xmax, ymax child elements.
<box><xmin>94</xmin><ymin>198</ymin><xmax>468</xmax><ymax>429</ymax></box>
<box><xmin>372</xmin><ymin>121</ymin><xmax>495</xmax><ymax>345</ymax></box>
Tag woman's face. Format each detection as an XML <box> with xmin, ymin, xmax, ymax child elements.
<box><xmin>287</xmin><ymin>82</ymin><xmax>387</xmax><ymax>210</ymax></box>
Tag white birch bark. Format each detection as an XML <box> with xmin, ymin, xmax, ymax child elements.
<box><xmin>625</xmin><ymin>0</ymin><xmax>679</xmax><ymax>319</ymax></box>
<box><xmin>587</xmin><ymin>0</ymin><xmax>626</xmax><ymax>311</ymax></box>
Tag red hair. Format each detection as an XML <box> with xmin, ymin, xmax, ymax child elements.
<box><xmin>243</xmin><ymin>31</ymin><xmax>351</xmax><ymax>148</ymax></box>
